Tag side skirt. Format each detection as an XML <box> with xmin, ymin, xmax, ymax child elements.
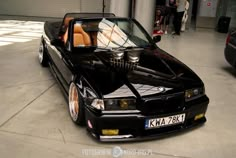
<box><xmin>48</xmin><ymin>61</ymin><xmax>69</xmax><ymax>102</ymax></box>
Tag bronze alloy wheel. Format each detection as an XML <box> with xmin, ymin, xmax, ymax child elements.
<box><xmin>69</xmin><ymin>83</ymin><xmax>79</xmax><ymax>121</ymax></box>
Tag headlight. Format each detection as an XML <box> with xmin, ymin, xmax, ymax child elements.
<box><xmin>185</xmin><ymin>87</ymin><xmax>204</xmax><ymax>101</ymax></box>
<box><xmin>91</xmin><ymin>99</ymin><xmax>105</xmax><ymax>110</ymax></box>
<box><xmin>104</xmin><ymin>98</ymin><xmax>136</xmax><ymax>110</ymax></box>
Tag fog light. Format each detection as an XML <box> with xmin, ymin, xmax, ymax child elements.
<box><xmin>194</xmin><ymin>113</ymin><xmax>204</xmax><ymax>121</ymax></box>
<box><xmin>102</xmin><ymin>129</ymin><xmax>119</xmax><ymax>135</ymax></box>
<box><xmin>120</xmin><ymin>99</ymin><xmax>128</xmax><ymax>109</ymax></box>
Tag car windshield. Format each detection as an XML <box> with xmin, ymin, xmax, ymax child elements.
<box><xmin>73</xmin><ymin>18</ymin><xmax>153</xmax><ymax>49</ymax></box>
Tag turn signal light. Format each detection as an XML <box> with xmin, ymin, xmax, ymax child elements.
<box><xmin>102</xmin><ymin>129</ymin><xmax>119</xmax><ymax>135</ymax></box>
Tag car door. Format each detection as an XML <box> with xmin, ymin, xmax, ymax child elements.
<box><xmin>47</xmin><ymin>39</ymin><xmax>73</xmax><ymax>93</ymax></box>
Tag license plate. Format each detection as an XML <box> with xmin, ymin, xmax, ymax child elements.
<box><xmin>145</xmin><ymin>114</ymin><xmax>185</xmax><ymax>129</ymax></box>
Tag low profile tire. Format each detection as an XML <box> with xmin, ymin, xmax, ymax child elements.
<box><xmin>39</xmin><ymin>39</ymin><xmax>48</xmax><ymax>67</ymax></box>
<box><xmin>68</xmin><ymin>82</ymin><xmax>85</xmax><ymax>125</ymax></box>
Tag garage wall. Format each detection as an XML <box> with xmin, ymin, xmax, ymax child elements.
<box><xmin>0</xmin><ymin>0</ymin><xmax>110</xmax><ymax>18</ymax></box>
<box><xmin>196</xmin><ymin>0</ymin><xmax>219</xmax><ymax>28</ymax></box>
<box><xmin>226</xmin><ymin>0</ymin><xmax>236</xmax><ymax>28</ymax></box>
<box><xmin>81</xmin><ymin>0</ymin><xmax>110</xmax><ymax>13</ymax></box>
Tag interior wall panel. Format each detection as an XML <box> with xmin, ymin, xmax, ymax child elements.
<box><xmin>0</xmin><ymin>0</ymin><xmax>110</xmax><ymax>18</ymax></box>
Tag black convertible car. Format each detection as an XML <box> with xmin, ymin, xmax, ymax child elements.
<box><xmin>39</xmin><ymin>13</ymin><xmax>209</xmax><ymax>141</ymax></box>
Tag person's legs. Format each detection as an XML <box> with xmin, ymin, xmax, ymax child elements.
<box><xmin>160</xmin><ymin>16</ymin><xmax>165</xmax><ymax>32</ymax></box>
<box><xmin>164</xmin><ymin>8</ymin><xmax>171</xmax><ymax>34</ymax></box>
<box><xmin>173</xmin><ymin>11</ymin><xmax>178</xmax><ymax>34</ymax></box>
<box><xmin>176</xmin><ymin>11</ymin><xmax>184</xmax><ymax>35</ymax></box>
<box><xmin>165</xmin><ymin>25</ymin><xmax>169</xmax><ymax>34</ymax></box>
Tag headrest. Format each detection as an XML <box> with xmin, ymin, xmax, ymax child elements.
<box><xmin>74</xmin><ymin>24</ymin><xmax>84</xmax><ymax>33</ymax></box>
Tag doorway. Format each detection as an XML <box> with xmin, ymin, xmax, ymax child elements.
<box><xmin>191</xmin><ymin>0</ymin><xmax>199</xmax><ymax>29</ymax></box>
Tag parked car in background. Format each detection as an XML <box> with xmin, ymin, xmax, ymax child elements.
<box><xmin>225</xmin><ymin>29</ymin><xmax>236</xmax><ymax>67</ymax></box>
<box><xmin>38</xmin><ymin>13</ymin><xmax>209</xmax><ymax>142</ymax></box>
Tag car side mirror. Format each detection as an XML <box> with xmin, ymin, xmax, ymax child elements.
<box><xmin>50</xmin><ymin>38</ymin><xmax>62</xmax><ymax>46</ymax></box>
<box><xmin>153</xmin><ymin>35</ymin><xmax>161</xmax><ymax>43</ymax></box>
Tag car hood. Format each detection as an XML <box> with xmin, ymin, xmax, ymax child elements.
<box><xmin>72</xmin><ymin>47</ymin><xmax>203</xmax><ymax>98</ymax></box>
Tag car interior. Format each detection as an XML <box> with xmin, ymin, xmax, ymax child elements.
<box><xmin>58</xmin><ymin>14</ymin><xmax>149</xmax><ymax>49</ymax></box>
<box><xmin>62</xmin><ymin>17</ymin><xmax>97</xmax><ymax>47</ymax></box>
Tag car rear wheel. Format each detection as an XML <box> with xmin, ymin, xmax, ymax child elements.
<box><xmin>68</xmin><ymin>82</ymin><xmax>85</xmax><ymax>125</ymax></box>
<box><xmin>39</xmin><ymin>39</ymin><xmax>48</xmax><ymax>67</ymax></box>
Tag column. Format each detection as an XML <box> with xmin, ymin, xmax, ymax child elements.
<box><xmin>134</xmin><ymin>0</ymin><xmax>156</xmax><ymax>35</ymax></box>
<box><xmin>110</xmin><ymin>0</ymin><xmax>130</xmax><ymax>17</ymax></box>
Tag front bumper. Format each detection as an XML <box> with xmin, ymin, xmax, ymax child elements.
<box><xmin>85</xmin><ymin>95</ymin><xmax>209</xmax><ymax>142</ymax></box>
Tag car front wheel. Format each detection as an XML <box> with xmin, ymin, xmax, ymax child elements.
<box><xmin>68</xmin><ymin>82</ymin><xmax>85</xmax><ymax>125</ymax></box>
<box><xmin>39</xmin><ymin>39</ymin><xmax>48</xmax><ymax>67</ymax></box>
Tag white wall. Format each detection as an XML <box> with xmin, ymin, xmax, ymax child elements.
<box><xmin>81</xmin><ymin>0</ymin><xmax>110</xmax><ymax>13</ymax></box>
<box><xmin>198</xmin><ymin>0</ymin><xmax>218</xmax><ymax>17</ymax></box>
<box><xmin>0</xmin><ymin>0</ymin><xmax>110</xmax><ymax>18</ymax></box>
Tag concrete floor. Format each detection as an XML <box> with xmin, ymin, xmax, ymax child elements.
<box><xmin>0</xmin><ymin>20</ymin><xmax>235</xmax><ymax>158</ymax></box>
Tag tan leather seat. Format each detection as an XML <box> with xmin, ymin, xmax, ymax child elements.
<box><xmin>63</xmin><ymin>29</ymin><xmax>69</xmax><ymax>44</ymax></box>
<box><xmin>73</xmin><ymin>24</ymin><xmax>91</xmax><ymax>47</ymax></box>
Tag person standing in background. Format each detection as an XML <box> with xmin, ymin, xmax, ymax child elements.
<box><xmin>172</xmin><ymin>0</ymin><xmax>186</xmax><ymax>35</ymax></box>
<box><xmin>164</xmin><ymin>0</ymin><xmax>177</xmax><ymax>34</ymax></box>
